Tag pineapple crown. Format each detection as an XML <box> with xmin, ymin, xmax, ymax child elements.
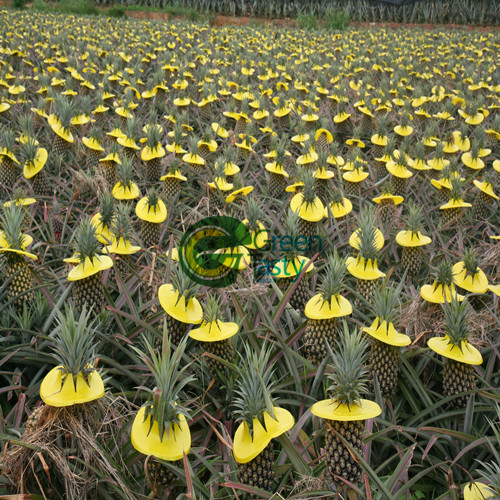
<box><xmin>356</xmin><ymin>206</ymin><xmax>378</xmax><ymax>260</ymax></box>
<box><xmin>328</xmin><ymin>187</ymin><xmax>345</xmax><ymax>205</ymax></box>
<box><xmin>443</xmin><ymin>297</ymin><xmax>469</xmax><ymax>347</ymax></box>
<box><xmin>449</xmin><ymin>177</ymin><xmax>464</xmax><ymax>202</ymax></box>
<box><xmin>202</xmin><ymin>294</ymin><xmax>224</xmax><ymax>324</ymax></box>
<box><xmin>144</xmin><ymin>189</ymin><xmax>161</xmax><ymax>211</ymax></box>
<box><xmin>145</xmin><ymin>123</ymin><xmax>162</xmax><ymax>146</ymax></box>
<box><xmin>75</xmin><ymin>218</ymin><xmax>102</xmax><ymax>260</ymax></box>
<box><xmin>380</xmin><ymin>181</ymin><xmax>395</xmax><ymax>197</ymax></box>
<box><xmin>375</xmin><ymin>116</ymin><xmax>388</xmax><ymax>136</ymax></box>
<box><xmin>433</xmin><ymin>260</ymin><xmax>454</xmax><ymax>287</ymax></box>
<box><xmin>413</xmin><ymin>142</ymin><xmax>426</xmax><ymax>160</ymax></box>
<box><xmin>400</xmin><ymin>112</ymin><xmax>411</xmax><ymax>128</ymax></box>
<box><xmin>188</xmin><ymin>135</ymin><xmax>200</xmax><ymax>154</ymax></box>
<box><xmin>0</xmin><ymin>204</ymin><xmax>27</xmax><ymax>251</ymax></box>
<box><xmin>99</xmin><ymin>193</ymin><xmax>116</xmax><ymax>228</ymax></box>
<box><xmin>406</xmin><ymin>202</ymin><xmax>424</xmax><ymax>234</ymax></box>
<box><xmin>124</xmin><ymin>117</ymin><xmax>138</xmax><ymax>141</ymax></box>
<box><xmin>17</xmin><ymin>113</ymin><xmax>35</xmax><ymax>137</ymax></box>
<box><xmin>87</xmin><ymin>125</ymin><xmax>102</xmax><ymax>142</ymax></box>
<box><xmin>275</xmin><ymin>140</ymin><xmax>288</xmax><ymax>165</ymax></box>
<box><xmin>168</xmin><ymin>157</ymin><xmax>182</xmax><ymax>175</ymax></box>
<box><xmin>351</xmin><ymin>125</ymin><xmax>362</xmax><ymax>141</ymax></box>
<box><xmin>232</xmin><ymin>342</ymin><xmax>277</xmax><ymax>438</ymax></box>
<box><xmin>462</xmin><ymin>249</ymin><xmax>480</xmax><ymax>277</ymax></box>
<box><xmin>201</xmin><ymin>126</ymin><xmax>214</xmax><ymax>143</ymax></box>
<box><xmin>433</xmin><ymin>142</ymin><xmax>445</xmax><ymax>159</ymax></box>
<box><xmin>244</xmin><ymin>196</ymin><xmax>262</xmax><ymax>231</ymax></box>
<box><xmin>169</xmin><ymin>265</ymin><xmax>200</xmax><ymax>305</ymax></box>
<box><xmin>117</xmin><ymin>157</ymin><xmax>134</xmax><ymax>188</ymax></box>
<box><xmin>214</xmin><ymin>156</ymin><xmax>227</xmax><ymax>178</ymax></box>
<box><xmin>423</xmin><ymin>121</ymin><xmax>438</xmax><ymax>140</ymax></box>
<box><xmin>383</xmin><ymin>136</ymin><xmax>396</xmax><ymax>154</ymax></box>
<box><xmin>469</xmin><ymin>140</ymin><xmax>481</xmax><ymax>159</ymax></box>
<box><xmin>223</xmin><ymin>144</ymin><xmax>237</xmax><ymax>163</ymax></box>
<box><xmin>172</xmin><ymin>122</ymin><xmax>185</xmax><ymax>144</ymax></box>
<box><xmin>20</xmin><ymin>137</ymin><xmax>39</xmax><ymax>164</ymax></box>
<box><xmin>300</xmin><ymin>169</ymin><xmax>317</xmax><ymax>205</ymax></box>
<box><xmin>54</xmin><ymin>96</ymin><xmax>74</xmax><ymax>130</ymax></box>
<box><xmin>50</xmin><ymin>304</ymin><xmax>98</xmax><ymax>390</ymax></box>
<box><xmin>318</xmin><ymin>251</ymin><xmax>346</xmax><ymax>300</ymax></box>
<box><xmin>371</xmin><ymin>285</ymin><xmax>400</xmax><ymax>324</ymax></box>
<box><xmin>133</xmin><ymin>331</ymin><xmax>194</xmax><ymax>439</ymax></box>
<box><xmin>317</xmin><ymin>149</ymin><xmax>329</xmax><ymax>169</ymax></box>
<box><xmin>111</xmin><ymin>208</ymin><xmax>134</xmax><ymax>242</ymax></box>
<box><xmin>1</xmin><ymin>126</ymin><xmax>16</xmax><ymax>152</ymax></box>
<box><xmin>326</xmin><ymin>324</ymin><xmax>370</xmax><ymax>407</ymax></box>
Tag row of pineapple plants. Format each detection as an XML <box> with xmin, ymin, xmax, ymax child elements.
<box><xmin>0</xmin><ymin>9</ymin><xmax>499</xmax><ymax>500</ymax></box>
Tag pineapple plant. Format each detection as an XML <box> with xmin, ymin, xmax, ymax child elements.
<box><xmin>363</xmin><ymin>286</ymin><xmax>411</xmax><ymax>398</ymax></box>
<box><xmin>158</xmin><ymin>265</ymin><xmax>203</xmax><ymax>344</ymax></box>
<box><xmin>346</xmin><ymin>208</ymin><xmax>386</xmax><ymax>305</ymax></box>
<box><xmin>131</xmin><ymin>333</ymin><xmax>194</xmax><ymax>494</ymax></box>
<box><xmin>472</xmin><ymin>176</ymin><xmax>498</xmax><ymax>220</ymax></box>
<box><xmin>106</xmin><ymin>208</ymin><xmax>141</xmax><ymax>279</ymax></box>
<box><xmin>396</xmin><ymin>203</ymin><xmax>432</xmax><ymax>277</ymax></box>
<box><xmin>372</xmin><ymin>182</ymin><xmax>404</xmax><ymax>228</ymax></box>
<box><xmin>311</xmin><ymin>325</ymin><xmax>381</xmax><ymax>485</ymax></box>
<box><xmin>0</xmin><ymin>127</ymin><xmax>21</xmax><ymax>193</ymax></box>
<box><xmin>428</xmin><ymin>298</ymin><xmax>482</xmax><ymax>408</ymax></box>
<box><xmin>314</xmin><ymin>127</ymin><xmax>333</xmax><ymax>154</ymax></box>
<box><xmin>117</xmin><ymin>117</ymin><xmax>141</xmax><ymax>163</ymax></box>
<box><xmin>232</xmin><ymin>342</ymin><xmax>294</xmax><ymax>491</ymax></box>
<box><xmin>0</xmin><ymin>204</ymin><xmax>37</xmax><ymax>310</ymax></box>
<box><xmin>82</xmin><ymin>126</ymin><xmax>105</xmax><ymax>171</ymax></box>
<box><xmin>92</xmin><ymin>192</ymin><xmax>116</xmax><ymax>245</ymax></box>
<box><xmin>343</xmin><ymin>158</ymin><xmax>369</xmax><ymax>199</ymax></box>
<box><xmin>265</xmin><ymin>140</ymin><xmax>290</xmax><ymax>199</ymax></box>
<box><xmin>137</xmin><ymin>189</ymin><xmax>167</xmax><ymax>249</ymax></box>
<box><xmin>333</xmin><ymin>99</ymin><xmax>352</xmax><ymax>138</ymax></box>
<box><xmin>386</xmin><ymin>149</ymin><xmax>413</xmax><ymax>197</ymax></box>
<box><xmin>313</xmin><ymin>149</ymin><xmax>335</xmax><ymax>203</ymax></box>
<box><xmin>49</xmin><ymin>97</ymin><xmax>75</xmax><ymax>157</ymax></box>
<box><xmin>112</xmin><ymin>157</ymin><xmax>140</xmax><ymax>203</ymax></box>
<box><xmin>160</xmin><ymin>158</ymin><xmax>187</xmax><ymax>203</ymax></box>
<box><xmin>98</xmin><ymin>142</ymin><xmax>121</xmax><ymax>190</ymax></box>
<box><xmin>452</xmin><ymin>249</ymin><xmax>489</xmax><ymax>295</ymax></box>
<box><xmin>67</xmin><ymin>218</ymin><xmax>113</xmax><ymax>316</ymax></box>
<box><xmin>303</xmin><ymin>251</ymin><xmax>352</xmax><ymax>365</ymax></box>
<box><xmin>20</xmin><ymin>139</ymin><xmax>50</xmax><ymax>197</ymax></box>
<box><xmin>370</xmin><ymin>116</ymin><xmax>389</xmax><ymax>158</ymax></box>
<box><xmin>141</xmin><ymin>123</ymin><xmax>166</xmax><ymax>183</ymax></box>
<box><xmin>189</xmin><ymin>294</ymin><xmax>238</xmax><ymax>375</ymax></box>
<box><xmin>274</xmin><ymin>210</ymin><xmax>315</xmax><ymax>310</ymax></box>
<box><xmin>439</xmin><ymin>177</ymin><xmax>472</xmax><ymax>227</ymax></box>
<box><xmin>420</xmin><ymin>260</ymin><xmax>464</xmax><ymax>305</ymax></box>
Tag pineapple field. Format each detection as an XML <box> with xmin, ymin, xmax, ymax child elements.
<box><xmin>1</xmin><ymin>8</ymin><xmax>500</xmax><ymax>500</ymax></box>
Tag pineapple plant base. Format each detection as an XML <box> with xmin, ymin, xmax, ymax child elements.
<box><xmin>269</xmin><ymin>173</ymin><xmax>287</xmax><ymax>199</ymax></box>
<box><xmin>31</xmin><ymin>169</ymin><xmax>51</xmax><ymax>197</ymax></box>
<box><xmin>277</xmin><ymin>276</ymin><xmax>310</xmax><ymax>310</ymax></box>
<box><xmin>377</xmin><ymin>201</ymin><xmax>395</xmax><ymax>227</ymax></box>
<box><xmin>237</xmin><ymin>441</ymin><xmax>274</xmax><ymax>492</ymax></box>
<box><xmin>162</xmin><ymin>178</ymin><xmax>181</xmax><ymax>201</ymax></box>
<box><xmin>303</xmin><ymin>318</ymin><xmax>338</xmax><ymax>366</ymax></box>
<box><xmin>443</xmin><ymin>358</ymin><xmax>476</xmax><ymax>408</ymax></box>
<box><xmin>441</xmin><ymin>208</ymin><xmax>462</xmax><ymax>227</ymax></box>
<box><xmin>53</xmin><ymin>135</ymin><xmax>71</xmax><ymax>156</ymax></box>
<box><xmin>114</xmin><ymin>255</ymin><xmax>135</xmax><ymax>280</ymax></box>
<box><xmin>165</xmin><ymin>314</ymin><xmax>189</xmax><ymax>344</ymax></box>
<box><xmin>473</xmin><ymin>191</ymin><xmax>493</xmax><ymax>220</ymax></box>
<box><xmin>344</xmin><ymin>181</ymin><xmax>360</xmax><ymax>198</ymax></box>
<box><xmin>355</xmin><ymin>278</ymin><xmax>378</xmax><ymax>307</ymax></box>
<box><xmin>98</xmin><ymin>162</ymin><xmax>117</xmax><ymax>189</ymax></box>
<box><xmin>146</xmin><ymin>458</ymin><xmax>182</xmax><ymax>492</ymax></box>
<box><xmin>85</xmin><ymin>149</ymin><xmax>101</xmax><ymax>171</ymax></box>
<box><xmin>376</xmin><ymin>163</ymin><xmax>387</xmax><ymax>182</ymax></box>
<box><xmin>145</xmin><ymin>159</ymin><xmax>162</xmax><ymax>183</ymax></box>
<box><xmin>369</xmin><ymin>339</ymin><xmax>399</xmax><ymax>398</ymax></box>
<box><xmin>298</xmin><ymin>218</ymin><xmax>317</xmax><ymax>240</ymax></box>
<box><xmin>7</xmin><ymin>261</ymin><xmax>34</xmax><ymax>311</ymax></box>
<box><xmin>203</xmin><ymin>339</ymin><xmax>235</xmax><ymax>375</ymax></box>
<box><xmin>73</xmin><ymin>273</ymin><xmax>105</xmax><ymax>316</ymax></box>
<box><xmin>325</xmin><ymin>419</ymin><xmax>364</xmax><ymax>484</ymax></box>
<box><xmin>401</xmin><ymin>246</ymin><xmax>423</xmax><ymax>277</ymax></box>
<box><xmin>141</xmin><ymin>221</ymin><xmax>161</xmax><ymax>248</ymax></box>
<box><xmin>391</xmin><ymin>176</ymin><xmax>408</xmax><ymax>197</ymax></box>
<box><xmin>0</xmin><ymin>159</ymin><xmax>19</xmax><ymax>191</ymax></box>
<box><xmin>4</xmin><ymin>397</ymin><xmax>133</xmax><ymax>500</ymax></box>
